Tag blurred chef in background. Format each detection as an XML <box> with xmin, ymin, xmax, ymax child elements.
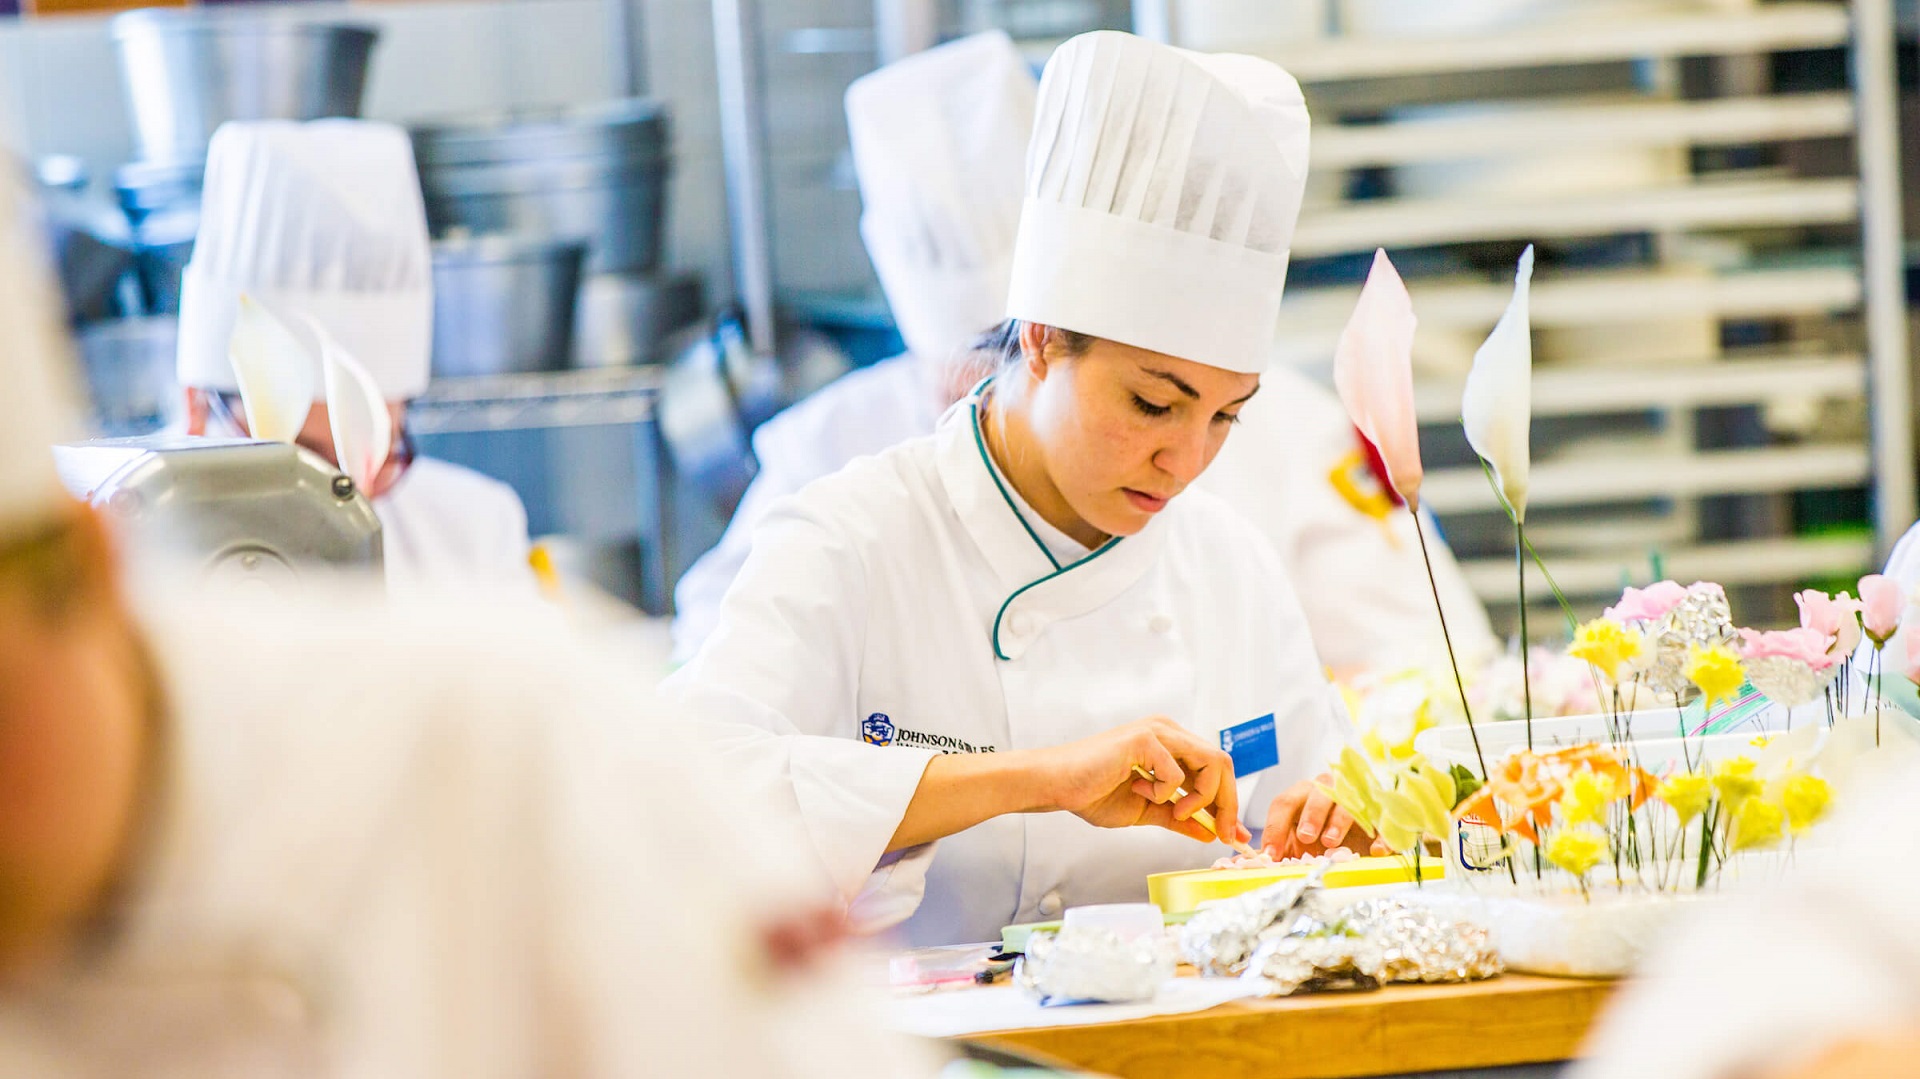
<box><xmin>669</xmin><ymin>31</ymin><xmax>1364</xmax><ymax>948</ymax></box>
<box><xmin>0</xmin><ymin>173</ymin><xmax>944</xmax><ymax>1078</ymax></box>
<box><xmin>174</xmin><ymin>119</ymin><xmax>533</xmax><ymax>594</ymax></box>
<box><xmin>668</xmin><ymin>30</ymin><xmax>1030</xmax><ymax>662</ymax></box>
<box><xmin>668</xmin><ymin>30</ymin><xmax>1492</xmax><ymax>680</ymax></box>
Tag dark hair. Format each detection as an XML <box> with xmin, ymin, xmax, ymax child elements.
<box><xmin>973</xmin><ymin>320</ymin><xmax>1095</xmax><ymax>368</ymax></box>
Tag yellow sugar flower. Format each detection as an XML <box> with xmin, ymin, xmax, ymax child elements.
<box><xmin>1558</xmin><ymin>769</ymin><xmax>1620</xmax><ymax>827</ymax></box>
<box><xmin>1685</xmin><ymin>643</ymin><xmax>1746</xmax><ymax>711</ymax></box>
<box><xmin>1731</xmin><ymin>798</ymin><xmax>1785</xmax><ymax>852</ymax></box>
<box><xmin>1568</xmin><ymin>619</ymin><xmax>1645</xmax><ymax>681</ymax></box>
<box><xmin>1711</xmin><ymin>756</ymin><xmax>1763</xmax><ymax>814</ymax></box>
<box><xmin>1658</xmin><ymin>773</ymin><xmax>1712</xmax><ymax>825</ymax></box>
<box><xmin>1545</xmin><ymin>827</ymin><xmax>1608</xmax><ymax>877</ymax></box>
<box><xmin>1782</xmin><ymin>774</ymin><xmax>1833</xmax><ymax>835</ymax></box>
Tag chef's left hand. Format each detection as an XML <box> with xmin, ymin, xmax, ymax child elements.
<box><xmin>1264</xmin><ymin>774</ymin><xmax>1387</xmax><ymax>859</ymax></box>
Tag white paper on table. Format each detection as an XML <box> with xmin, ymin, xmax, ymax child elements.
<box><xmin>882</xmin><ymin>977</ymin><xmax>1262</xmax><ymax>1039</ymax></box>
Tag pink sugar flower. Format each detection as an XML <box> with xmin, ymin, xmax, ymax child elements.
<box><xmin>1737</xmin><ymin>627</ymin><xmax>1838</xmax><ymax>671</ymax></box>
<box><xmin>1795</xmin><ymin>589</ymin><xmax>1864</xmax><ymax>658</ymax></box>
<box><xmin>1604</xmin><ymin>581</ymin><xmax>1688</xmax><ymax>624</ymax></box>
<box><xmin>1859</xmin><ymin>574</ymin><xmax>1903</xmax><ymax>645</ymax></box>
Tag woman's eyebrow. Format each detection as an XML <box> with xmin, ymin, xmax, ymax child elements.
<box><xmin>1142</xmin><ymin>368</ymin><xmax>1199</xmax><ymax>399</ymax></box>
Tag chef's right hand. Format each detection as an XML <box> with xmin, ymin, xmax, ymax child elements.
<box><xmin>1042</xmin><ymin>717</ymin><xmax>1247</xmax><ymax>846</ymax></box>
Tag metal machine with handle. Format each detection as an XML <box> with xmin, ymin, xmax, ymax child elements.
<box><xmin>53</xmin><ymin>436</ymin><xmax>383</xmax><ymax>589</ymax></box>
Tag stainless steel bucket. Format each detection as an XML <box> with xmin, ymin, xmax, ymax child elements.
<box><xmin>111</xmin><ymin>9</ymin><xmax>379</xmax><ymax>166</ymax></box>
<box><xmin>412</xmin><ymin>100</ymin><xmax>670</xmax><ymax>274</ymax></box>
<box><xmin>430</xmin><ymin>235</ymin><xmax>588</xmax><ymax>379</ymax></box>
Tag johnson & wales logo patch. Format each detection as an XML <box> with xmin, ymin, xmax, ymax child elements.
<box><xmin>860</xmin><ymin>712</ymin><xmax>996</xmax><ymax>754</ymax></box>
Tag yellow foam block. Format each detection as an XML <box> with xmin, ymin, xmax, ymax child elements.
<box><xmin>1147</xmin><ymin>856</ymin><xmax>1443</xmax><ymax>914</ymax></box>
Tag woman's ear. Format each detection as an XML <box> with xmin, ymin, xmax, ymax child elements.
<box><xmin>1019</xmin><ymin>321</ymin><xmax>1052</xmax><ymax>382</ymax></box>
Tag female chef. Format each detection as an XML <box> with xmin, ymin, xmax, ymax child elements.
<box><xmin>667</xmin><ymin>31</ymin><xmax>1363</xmax><ymax>947</ymax></box>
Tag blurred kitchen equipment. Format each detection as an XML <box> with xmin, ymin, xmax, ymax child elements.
<box><xmin>127</xmin><ymin>208</ymin><xmax>197</xmax><ymax>317</ymax></box>
<box><xmin>430</xmin><ymin>234</ymin><xmax>588</xmax><ymax>379</ymax></box>
<box><xmin>30</xmin><ymin>157</ymin><xmax>139</xmax><ymax>323</ymax></box>
<box><xmin>75</xmin><ymin>316</ymin><xmax>181</xmax><ymax>437</ymax></box>
<box><xmin>658</xmin><ymin>320</ymin><xmax>756</xmax><ymax>516</ymax></box>
<box><xmin>573</xmin><ymin>271</ymin><xmax>703</xmax><ymax>367</ymax></box>
<box><xmin>53</xmin><ymin>436</ymin><xmax>383</xmax><ymax>588</ymax></box>
<box><xmin>411</xmin><ymin>99</ymin><xmax>670</xmax><ymax>275</ymax></box>
<box><xmin>705</xmin><ymin>0</ymin><xmax>850</xmax><ymax>424</ymax></box>
<box><xmin>113</xmin><ymin>159</ymin><xmax>203</xmax><ymax>226</ymax></box>
<box><xmin>111</xmin><ymin>8</ymin><xmax>379</xmax><ymax>166</ymax></box>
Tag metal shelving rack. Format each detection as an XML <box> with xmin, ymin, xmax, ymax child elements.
<box><xmin>409</xmin><ymin>368</ymin><xmax>679</xmax><ymax>610</ymax></box>
<box><xmin>1133</xmin><ymin>0</ymin><xmax>1912</xmax><ymax>623</ymax></box>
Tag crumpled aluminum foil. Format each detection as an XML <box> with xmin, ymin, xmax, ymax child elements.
<box><xmin>1240</xmin><ymin>896</ymin><xmax>1503</xmax><ymax>998</ymax></box>
<box><xmin>1743</xmin><ymin>655</ymin><xmax>1841</xmax><ymax>709</ymax></box>
<box><xmin>1176</xmin><ymin>865</ymin><xmax>1327</xmax><ymax>976</ymax></box>
<box><xmin>1016</xmin><ymin>926</ymin><xmax>1174</xmax><ymax>1005</ymax></box>
<box><xmin>1635</xmin><ymin>582</ymin><xmax>1738</xmax><ymax>700</ymax></box>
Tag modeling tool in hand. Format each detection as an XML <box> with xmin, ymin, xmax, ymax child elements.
<box><xmin>1132</xmin><ymin>765</ymin><xmax>1258</xmax><ymax>856</ymax></box>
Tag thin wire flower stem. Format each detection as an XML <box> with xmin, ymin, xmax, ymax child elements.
<box><xmin>1410</xmin><ymin>502</ymin><xmax>1487</xmax><ymax>779</ymax></box>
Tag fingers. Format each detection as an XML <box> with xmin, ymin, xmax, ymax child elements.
<box><xmin>1320</xmin><ymin>804</ymin><xmax>1356</xmax><ymax>849</ymax></box>
<box><xmin>1148</xmin><ymin>720</ymin><xmax>1240</xmax><ymax>837</ymax></box>
<box><xmin>1293</xmin><ymin>781</ymin><xmax>1336</xmax><ymax>847</ymax></box>
<box><xmin>1131</xmin><ymin>731</ymin><xmax>1185</xmax><ymax>804</ymax></box>
<box><xmin>1137</xmin><ymin>799</ymin><xmax>1218</xmax><ymax>844</ymax></box>
<box><xmin>1264</xmin><ymin>785</ymin><xmax>1309</xmax><ymax>856</ymax></box>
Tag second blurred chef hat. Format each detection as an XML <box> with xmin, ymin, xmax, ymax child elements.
<box><xmin>845</xmin><ymin>30</ymin><xmax>1036</xmax><ymax>364</ymax></box>
<box><xmin>1006</xmin><ymin>31</ymin><xmax>1311</xmax><ymax>375</ymax></box>
<box><xmin>176</xmin><ymin>120</ymin><xmax>434</xmax><ymax>401</ymax></box>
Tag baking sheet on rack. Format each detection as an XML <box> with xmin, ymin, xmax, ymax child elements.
<box><xmin>883</xmin><ymin>977</ymin><xmax>1261</xmax><ymax>1039</ymax></box>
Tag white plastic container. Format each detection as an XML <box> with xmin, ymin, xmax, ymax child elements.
<box><xmin>1414</xmin><ymin>705</ymin><xmax>1831</xmax><ymax>777</ymax></box>
<box><xmin>1408</xmin><ymin>885</ymin><xmax>1707</xmax><ymax>978</ymax></box>
<box><xmin>1062</xmin><ymin>904</ymin><xmax>1164</xmax><ymax>942</ymax></box>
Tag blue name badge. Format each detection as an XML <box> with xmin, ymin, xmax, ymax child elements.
<box><xmin>1220</xmin><ymin>713</ymin><xmax>1279</xmax><ymax>776</ymax></box>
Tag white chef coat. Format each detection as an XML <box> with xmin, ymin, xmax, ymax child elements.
<box><xmin>670</xmin><ymin>357</ymin><xmax>1492</xmax><ymax>676</ymax></box>
<box><xmin>1202</xmin><ymin>368</ymin><xmax>1497</xmax><ymax>675</ymax></box>
<box><xmin>0</xmin><ymin>584</ymin><xmax>936</xmax><ymax>1079</ymax></box>
<box><xmin>671</xmin><ymin>352</ymin><xmax>943</xmax><ymax>662</ymax></box>
<box><xmin>663</xmin><ymin>383</ymin><xmax>1350</xmax><ymax>947</ymax></box>
<box><xmin>374</xmin><ymin>456</ymin><xmax>534</xmax><ymax>595</ymax></box>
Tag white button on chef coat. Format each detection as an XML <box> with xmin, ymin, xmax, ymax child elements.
<box><xmin>664</xmin><ymin>384</ymin><xmax>1350</xmax><ymax>946</ymax></box>
<box><xmin>1037</xmin><ymin>891</ymin><xmax>1064</xmax><ymax>918</ymax></box>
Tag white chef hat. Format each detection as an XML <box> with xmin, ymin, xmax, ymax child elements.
<box><xmin>177</xmin><ymin>119</ymin><xmax>434</xmax><ymax>400</ymax></box>
<box><xmin>1006</xmin><ymin>31</ymin><xmax>1310</xmax><ymax>375</ymax></box>
<box><xmin>845</xmin><ymin>30</ymin><xmax>1035</xmax><ymax>364</ymax></box>
<box><xmin>0</xmin><ymin>173</ymin><xmax>86</xmax><ymax>539</ymax></box>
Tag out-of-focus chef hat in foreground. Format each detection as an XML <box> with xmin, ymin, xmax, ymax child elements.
<box><xmin>1005</xmin><ymin>30</ymin><xmax>1310</xmax><ymax>375</ymax></box>
<box><xmin>0</xmin><ymin>172</ymin><xmax>85</xmax><ymax>540</ymax></box>
<box><xmin>845</xmin><ymin>30</ymin><xmax>1036</xmax><ymax>364</ymax></box>
<box><xmin>176</xmin><ymin>119</ymin><xmax>434</xmax><ymax>401</ymax></box>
